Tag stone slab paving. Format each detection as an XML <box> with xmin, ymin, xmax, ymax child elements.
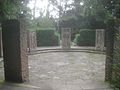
<box><xmin>0</xmin><ymin>52</ymin><xmax>113</xmax><ymax>90</ymax></box>
<box><xmin>28</xmin><ymin>52</ymin><xmax>113</xmax><ymax>90</ymax></box>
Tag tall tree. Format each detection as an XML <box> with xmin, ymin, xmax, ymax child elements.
<box><xmin>0</xmin><ymin>0</ymin><xmax>29</xmax><ymax>22</ymax></box>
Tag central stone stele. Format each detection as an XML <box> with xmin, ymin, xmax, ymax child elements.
<box><xmin>61</xmin><ymin>28</ymin><xmax>71</xmax><ymax>50</ymax></box>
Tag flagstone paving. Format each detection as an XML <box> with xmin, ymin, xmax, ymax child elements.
<box><xmin>0</xmin><ymin>52</ymin><xmax>113</xmax><ymax>90</ymax></box>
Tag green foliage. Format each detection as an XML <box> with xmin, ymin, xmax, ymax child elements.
<box><xmin>60</xmin><ymin>0</ymin><xmax>120</xmax><ymax>29</ymax></box>
<box><xmin>29</xmin><ymin>17</ymin><xmax>55</xmax><ymax>31</ymax></box>
<box><xmin>0</xmin><ymin>0</ymin><xmax>29</xmax><ymax>22</ymax></box>
<box><xmin>73</xmin><ymin>34</ymin><xmax>80</xmax><ymax>44</ymax></box>
<box><xmin>36</xmin><ymin>29</ymin><xmax>60</xmax><ymax>46</ymax></box>
<box><xmin>112</xmin><ymin>27</ymin><xmax>120</xmax><ymax>89</ymax></box>
<box><xmin>100</xmin><ymin>0</ymin><xmax>120</xmax><ymax>18</ymax></box>
<box><xmin>74</xmin><ymin>29</ymin><xmax>95</xmax><ymax>46</ymax></box>
<box><xmin>112</xmin><ymin>52</ymin><xmax>120</xmax><ymax>89</ymax></box>
<box><xmin>36</xmin><ymin>17</ymin><xmax>55</xmax><ymax>29</ymax></box>
<box><xmin>60</xmin><ymin>15</ymin><xmax>106</xmax><ymax>29</ymax></box>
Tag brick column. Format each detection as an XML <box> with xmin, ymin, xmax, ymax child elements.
<box><xmin>2</xmin><ymin>18</ymin><xmax>29</xmax><ymax>82</ymax></box>
<box><xmin>61</xmin><ymin>28</ymin><xmax>71</xmax><ymax>50</ymax></box>
<box><xmin>95</xmin><ymin>29</ymin><xmax>105</xmax><ymax>51</ymax></box>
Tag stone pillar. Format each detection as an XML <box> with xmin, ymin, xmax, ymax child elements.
<box><xmin>105</xmin><ymin>20</ymin><xmax>114</xmax><ymax>82</ymax></box>
<box><xmin>27</xmin><ymin>30</ymin><xmax>31</xmax><ymax>52</ymax></box>
<box><xmin>61</xmin><ymin>28</ymin><xmax>71</xmax><ymax>50</ymax></box>
<box><xmin>2</xmin><ymin>17</ymin><xmax>29</xmax><ymax>82</ymax></box>
<box><xmin>34</xmin><ymin>31</ymin><xmax>37</xmax><ymax>49</ymax></box>
<box><xmin>95</xmin><ymin>29</ymin><xmax>105</xmax><ymax>51</ymax></box>
<box><xmin>31</xmin><ymin>31</ymin><xmax>37</xmax><ymax>49</ymax></box>
<box><xmin>0</xmin><ymin>29</ymin><xmax>3</xmax><ymax>57</ymax></box>
<box><xmin>27</xmin><ymin>31</ymin><xmax>37</xmax><ymax>52</ymax></box>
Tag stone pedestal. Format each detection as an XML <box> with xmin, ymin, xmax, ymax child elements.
<box><xmin>61</xmin><ymin>28</ymin><xmax>71</xmax><ymax>50</ymax></box>
<box><xmin>2</xmin><ymin>18</ymin><xmax>29</xmax><ymax>82</ymax></box>
<box><xmin>95</xmin><ymin>29</ymin><xmax>105</xmax><ymax>51</ymax></box>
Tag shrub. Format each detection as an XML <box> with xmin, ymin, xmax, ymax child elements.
<box><xmin>73</xmin><ymin>34</ymin><xmax>80</xmax><ymax>45</ymax></box>
<box><xmin>112</xmin><ymin>49</ymin><xmax>120</xmax><ymax>89</ymax></box>
<box><xmin>74</xmin><ymin>29</ymin><xmax>95</xmax><ymax>46</ymax></box>
<box><xmin>37</xmin><ymin>29</ymin><xmax>60</xmax><ymax>46</ymax></box>
<box><xmin>111</xmin><ymin>30</ymin><xmax>120</xmax><ymax>89</ymax></box>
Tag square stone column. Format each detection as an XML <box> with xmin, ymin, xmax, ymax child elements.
<box><xmin>105</xmin><ymin>20</ymin><xmax>115</xmax><ymax>82</ymax></box>
<box><xmin>61</xmin><ymin>28</ymin><xmax>71</xmax><ymax>50</ymax></box>
<box><xmin>95</xmin><ymin>29</ymin><xmax>105</xmax><ymax>51</ymax></box>
<box><xmin>0</xmin><ymin>29</ymin><xmax>3</xmax><ymax>57</ymax></box>
<box><xmin>27</xmin><ymin>31</ymin><xmax>37</xmax><ymax>52</ymax></box>
<box><xmin>2</xmin><ymin>18</ymin><xmax>29</xmax><ymax>82</ymax></box>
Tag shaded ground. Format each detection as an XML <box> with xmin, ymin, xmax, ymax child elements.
<box><xmin>0</xmin><ymin>52</ymin><xmax>113</xmax><ymax>90</ymax></box>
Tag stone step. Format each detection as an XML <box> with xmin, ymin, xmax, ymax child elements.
<box><xmin>29</xmin><ymin>49</ymin><xmax>105</xmax><ymax>55</ymax></box>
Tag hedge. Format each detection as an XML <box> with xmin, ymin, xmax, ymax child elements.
<box><xmin>37</xmin><ymin>29</ymin><xmax>60</xmax><ymax>46</ymax></box>
<box><xmin>74</xmin><ymin>29</ymin><xmax>95</xmax><ymax>46</ymax></box>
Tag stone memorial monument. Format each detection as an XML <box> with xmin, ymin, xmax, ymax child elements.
<box><xmin>61</xmin><ymin>28</ymin><xmax>71</xmax><ymax>50</ymax></box>
<box><xmin>95</xmin><ymin>29</ymin><xmax>105</xmax><ymax>51</ymax></box>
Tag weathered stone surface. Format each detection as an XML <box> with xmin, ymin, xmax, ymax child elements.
<box><xmin>19</xmin><ymin>17</ymin><xmax>29</xmax><ymax>82</ymax></box>
<box><xmin>2</xmin><ymin>18</ymin><xmax>29</xmax><ymax>82</ymax></box>
<box><xmin>95</xmin><ymin>29</ymin><xmax>105</xmax><ymax>51</ymax></box>
<box><xmin>105</xmin><ymin>20</ymin><xmax>115</xmax><ymax>81</ymax></box>
<box><xmin>27</xmin><ymin>31</ymin><xmax>37</xmax><ymax>52</ymax></box>
<box><xmin>28</xmin><ymin>52</ymin><xmax>113</xmax><ymax>90</ymax></box>
<box><xmin>61</xmin><ymin>28</ymin><xmax>71</xmax><ymax>50</ymax></box>
<box><xmin>0</xmin><ymin>51</ymin><xmax>113</xmax><ymax>90</ymax></box>
<box><xmin>0</xmin><ymin>29</ymin><xmax>3</xmax><ymax>57</ymax></box>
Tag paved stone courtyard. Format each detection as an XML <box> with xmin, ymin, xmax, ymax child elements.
<box><xmin>0</xmin><ymin>52</ymin><xmax>113</xmax><ymax>90</ymax></box>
